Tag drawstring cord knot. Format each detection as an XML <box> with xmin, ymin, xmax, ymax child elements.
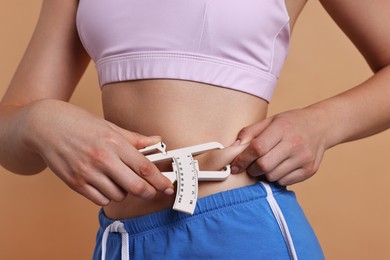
<box><xmin>101</xmin><ymin>221</ymin><xmax>129</xmax><ymax>260</ymax></box>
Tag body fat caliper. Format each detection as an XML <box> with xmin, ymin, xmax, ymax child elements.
<box><xmin>139</xmin><ymin>142</ymin><xmax>231</xmax><ymax>215</ymax></box>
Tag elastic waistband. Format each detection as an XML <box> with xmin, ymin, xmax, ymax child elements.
<box><xmin>99</xmin><ymin>182</ymin><xmax>286</xmax><ymax>236</ymax></box>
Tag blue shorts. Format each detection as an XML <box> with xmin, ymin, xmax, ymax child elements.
<box><xmin>93</xmin><ymin>182</ymin><xmax>324</xmax><ymax>260</ymax></box>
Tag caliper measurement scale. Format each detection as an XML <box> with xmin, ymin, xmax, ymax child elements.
<box><xmin>172</xmin><ymin>155</ymin><xmax>198</xmax><ymax>213</ymax></box>
<box><xmin>139</xmin><ymin>142</ymin><xmax>230</xmax><ymax>214</ymax></box>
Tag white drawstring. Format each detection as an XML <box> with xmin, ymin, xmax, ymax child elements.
<box><xmin>101</xmin><ymin>221</ymin><xmax>129</xmax><ymax>260</ymax></box>
<box><xmin>261</xmin><ymin>182</ymin><xmax>298</xmax><ymax>260</ymax></box>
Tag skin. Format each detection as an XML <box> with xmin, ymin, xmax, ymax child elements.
<box><xmin>1</xmin><ymin>0</ymin><xmax>390</xmax><ymax>219</ymax></box>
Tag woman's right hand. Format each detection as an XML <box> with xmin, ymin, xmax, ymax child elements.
<box><xmin>20</xmin><ymin>99</ymin><xmax>174</xmax><ymax>206</ymax></box>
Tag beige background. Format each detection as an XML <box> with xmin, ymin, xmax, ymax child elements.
<box><xmin>1</xmin><ymin>1</ymin><xmax>389</xmax><ymax>259</ymax></box>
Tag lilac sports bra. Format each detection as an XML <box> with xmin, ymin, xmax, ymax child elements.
<box><xmin>76</xmin><ymin>0</ymin><xmax>290</xmax><ymax>101</ymax></box>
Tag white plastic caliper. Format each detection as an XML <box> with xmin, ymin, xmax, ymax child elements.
<box><xmin>139</xmin><ymin>142</ymin><xmax>230</xmax><ymax>215</ymax></box>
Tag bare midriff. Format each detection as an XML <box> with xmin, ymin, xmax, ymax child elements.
<box><xmin>101</xmin><ymin>0</ymin><xmax>305</xmax><ymax>219</ymax></box>
<box><xmin>101</xmin><ymin>80</ymin><xmax>267</xmax><ymax>219</ymax></box>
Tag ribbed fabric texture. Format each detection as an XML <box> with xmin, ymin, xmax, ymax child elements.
<box><xmin>98</xmin><ymin>182</ymin><xmax>286</xmax><ymax>236</ymax></box>
<box><xmin>76</xmin><ymin>0</ymin><xmax>290</xmax><ymax>101</ymax></box>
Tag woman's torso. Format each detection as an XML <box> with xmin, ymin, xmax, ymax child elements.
<box><xmin>93</xmin><ymin>0</ymin><xmax>307</xmax><ymax>219</ymax></box>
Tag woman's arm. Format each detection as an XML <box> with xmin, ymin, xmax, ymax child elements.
<box><xmin>0</xmin><ymin>0</ymin><xmax>174</xmax><ymax>205</ymax></box>
<box><xmin>230</xmin><ymin>0</ymin><xmax>390</xmax><ymax>185</ymax></box>
<box><xmin>313</xmin><ymin>0</ymin><xmax>390</xmax><ymax>144</ymax></box>
<box><xmin>0</xmin><ymin>0</ymin><xmax>90</xmax><ymax>173</ymax></box>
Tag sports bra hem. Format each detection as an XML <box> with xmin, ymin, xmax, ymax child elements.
<box><xmin>97</xmin><ymin>51</ymin><xmax>277</xmax><ymax>102</ymax></box>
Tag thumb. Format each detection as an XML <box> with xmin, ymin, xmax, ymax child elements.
<box><xmin>236</xmin><ymin>117</ymin><xmax>273</xmax><ymax>144</ymax></box>
<box><xmin>127</xmin><ymin>133</ymin><xmax>162</xmax><ymax>149</ymax></box>
<box><xmin>107</xmin><ymin>121</ymin><xmax>161</xmax><ymax>148</ymax></box>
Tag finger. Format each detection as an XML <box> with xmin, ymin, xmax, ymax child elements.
<box><xmin>129</xmin><ymin>132</ymin><xmax>162</xmax><ymax>149</ymax></box>
<box><xmin>266</xmin><ymin>150</ymin><xmax>322</xmax><ymax>185</ymax></box>
<box><xmin>231</xmin><ymin>128</ymin><xmax>282</xmax><ymax>174</ymax></box>
<box><xmin>75</xmin><ymin>184</ymin><xmax>111</xmax><ymax>206</ymax></box>
<box><xmin>236</xmin><ymin>117</ymin><xmax>273</xmax><ymax>144</ymax></box>
<box><xmin>246</xmin><ymin>141</ymin><xmax>293</xmax><ymax>177</ymax></box>
<box><xmin>107</xmin><ymin>122</ymin><xmax>161</xmax><ymax>148</ymax></box>
<box><xmin>275</xmin><ymin>168</ymin><xmax>311</xmax><ymax>186</ymax></box>
<box><xmin>107</xmin><ymin>159</ymin><xmax>159</xmax><ymax>200</ymax></box>
<box><xmin>87</xmin><ymin>173</ymin><xmax>127</xmax><ymax>202</ymax></box>
<box><xmin>196</xmin><ymin>143</ymin><xmax>249</xmax><ymax>171</ymax></box>
<box><xmin>46</xmin><ymin>161</ymin><xmax>108</xmax><ymax>205</ymax></box>
<box><xmin>58</xmin><ymin>166</ymin><xmax>112</xmax><ymax>206</ymax></box>
<box><xmin>262</xmin><ymin>158</ymin><xmax>300</xmax><ymax>182</ymax></box>
<box><xmin>118</xmin><ymin>146</ymin><xmax>174</xmax><ymax>194</ymax></box>
<box><xmin>245</xmin><ymin>161</ymin><xmax>265</xmax><ymax>177</ymax></box>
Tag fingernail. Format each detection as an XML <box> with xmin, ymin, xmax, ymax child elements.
<box><xmin>164</xmin><ymin>188</ymin><xmax>175</xmax><ymax>196</ymax></box>
<box><xmin>231</xmin><ymin>166</ymin><xmax>240</xmax><ymax>174</ymax></box>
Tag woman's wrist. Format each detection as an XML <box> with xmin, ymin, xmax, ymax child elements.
<box><xmin>19</xmin><ymin>99</ymin><xmax>77</xmax><ymax>154</ymax></box>
<box><xmin>0</xmin><ymin>100</ymin><xmax>50</xmax><ymax>174</ymax></box>
<box><xmin>301</xmin><ymin>103</ymin><xmax>336</xmax><ymax>151</ymax></box>
<box><xmin>18</xmin><ymin>99</ymin><xmax>53</xmax><ymax>155</ymax></box>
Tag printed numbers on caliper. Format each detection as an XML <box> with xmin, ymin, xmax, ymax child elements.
<box><xmin>172</xmin><ymin>155</ymin><xmax>199</xmax><ymax>214</ymax></box>
<box><xmin>139</xmin><ymin>142</ymin><xmax>230</xmax><ymax>214</ymax></box>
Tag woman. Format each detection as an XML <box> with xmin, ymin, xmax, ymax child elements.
<box><xmin>1</xmin><ymin>0</ymin><xmax>389</xmax><ymax>259</ymax></box>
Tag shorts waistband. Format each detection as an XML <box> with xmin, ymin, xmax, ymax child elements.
<box><xmin>98</xmin><ymin>182</ymin><xmax>286</xmax><ymax>236</ymax></box>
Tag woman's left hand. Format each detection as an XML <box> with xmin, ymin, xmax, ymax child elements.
<box><xmin>230</xmin><ymin>107</ymin><xmax>329</xmax><ymax>186</ymax></box>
